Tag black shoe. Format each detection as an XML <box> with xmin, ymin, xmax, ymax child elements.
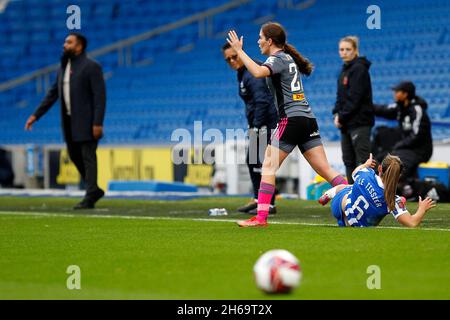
<box><xmin>73</xmin><ymin>200</ymin><xmax>94</xmax><ymax>210</ymax></box>
<box><xmin>247</xmin><ymin>206</ymin><xmax>277</xmax><ymax>215</ymax></box>
<box><xmin>237</xmin><ymin>200</ymin><xmax>257</xmax><ymax>213</ymax></box>
<box><xmin>88</xmin><ymin>188</ymin><xmax>105</xmax><ymax>204</ymax></box>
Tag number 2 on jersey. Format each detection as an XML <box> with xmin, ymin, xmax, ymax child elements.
<box><xmin>289</xmin><ymin>63</ymin><xmax>302</xmax><ymax>92</ymax></box>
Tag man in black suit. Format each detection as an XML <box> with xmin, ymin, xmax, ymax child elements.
<box><xmin>25</xmin><ymin>33</ymin><xmax>106</xmax><ymax>209</ymax></box>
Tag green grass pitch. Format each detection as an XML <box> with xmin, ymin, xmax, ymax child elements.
<box><xmin>0</xmin><ymin>196</ymin><xmax>449</xmax><ymax>299</ymax></box>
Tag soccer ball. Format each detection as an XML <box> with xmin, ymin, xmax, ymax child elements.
<box><xmin>253</xmin><ymin>249</ymin><xmax>302</xmax><ymax>294</ymax></box>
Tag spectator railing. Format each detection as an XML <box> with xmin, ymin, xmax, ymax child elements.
<box><xmin>0</xmin><ymin>0</ymin><xmax>256</xmax><ymax>93</ymax></box>
<box><xmin>0</xmin><ymin>0</ymin><xmax>307</xmax><ymax>94</ymax></box>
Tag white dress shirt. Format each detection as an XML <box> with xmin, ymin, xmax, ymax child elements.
<box><xmin>63</xmin><ymin>59</ymin><xmax>71</xmax><ymax>115</ymax></box>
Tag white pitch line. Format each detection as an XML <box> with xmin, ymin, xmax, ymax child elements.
<box><xmin>0</xmin><ymin>211</ymin><xmax>449</xmax><ymax>232</ymax></box>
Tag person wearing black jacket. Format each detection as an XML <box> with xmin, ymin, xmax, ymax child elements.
<box><xmin>374</xmin><ymin>81</ymin><xmax>433</xmax><ymax>184</ymax></box>
<box><xmin>0</xmin><ymin>148</ymin><xmax>14</xmax><ymax>187</ymax></box>
<box><xmin>25</xmin><ymin>33</ymin><xmax>106</xmax><ymax>209</ymax></box>
<box><xmin>222</xmin><ymin>42</ymin><xmax>278</xmax><ymax>214</ymax></box>
<box><xmin>333</xmin><ymin>36</ymin><xmax>375</xmax><ymax>183</ymax></box>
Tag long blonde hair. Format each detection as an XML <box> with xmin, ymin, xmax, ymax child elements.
<box><xmin>380</xmin><ymin>154</ymin><xmax>403</xmax><ymax>211</ymax></box>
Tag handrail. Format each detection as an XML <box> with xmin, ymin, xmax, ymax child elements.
<box><xmin>0</xmin><ymin>0</ymin><xmax>252</xmax><ymax>93</ymax></box>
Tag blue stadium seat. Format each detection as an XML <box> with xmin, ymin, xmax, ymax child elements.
<box><xmin>1</xmin><ymin>0</ymin><xmax>450</xmax><ymax>145</ymax></box>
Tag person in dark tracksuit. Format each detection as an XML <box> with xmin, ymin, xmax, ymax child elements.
<box><xmin>25</xmin><ymin>33</ymin><xmax>106</xmax><ymax>209</ymax></box>
<box><xmin>333</xmin><ymin>36</ymin><xmax>375</xmax><ymax>184</ymax></box>
<box><xmin>374</xmin><ymin>81</ymin><xmax>433</xmax><ymax>185</ymax></box>
<box><xmin>222</xmin><ymin>42</ymin><xmax>278</xmax><ymax>215</ymax></box>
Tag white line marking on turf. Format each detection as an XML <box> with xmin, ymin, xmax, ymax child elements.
<box><xmin>0</xmin><ymin>211</ymin><xmax>449</xmax><ymax>232</ymax></box>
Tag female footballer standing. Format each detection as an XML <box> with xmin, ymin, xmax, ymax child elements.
<box><xmin>227</xmin><ymin>22</ymin><xmax>347</xmax><ymax>227</ymax></box>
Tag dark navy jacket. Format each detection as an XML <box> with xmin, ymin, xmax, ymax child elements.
<box><xmin>237</xmin><ymin>62</ymin><xmax>278</xmax><ymax>129</ymax></box>
<box><xmin>333</xmin><ymin>56</ymin><xmax>375</xmax><ymax>132</ymax></box>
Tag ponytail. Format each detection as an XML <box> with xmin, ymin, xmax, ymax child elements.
<box><xmin>261</xmin><ymin>22</ymin><xmax>313</xmax><ymax>76</ymax></box>
<box><xmin>284</xmin><ymin>43</ymin><xmax>313</xmax><ymax>76</ymax></box>
<box><xmin>381</xmin><ymin>155</ymin><xmax>403</xmax><ymax>211</ymax></box>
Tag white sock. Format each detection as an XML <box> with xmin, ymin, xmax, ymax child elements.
<box><xmin>325</xmin><ymin>186</ymin><xmax>339</xmax><ymax>199</ymax></box>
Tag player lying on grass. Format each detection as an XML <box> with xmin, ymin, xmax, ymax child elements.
<box><xmin>319</xmin><ymin>153</ymin><xmax>436</xmax><ymax>227</ymax></box>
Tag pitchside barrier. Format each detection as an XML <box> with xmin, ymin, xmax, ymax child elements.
<box><xmin>2</xmin><ymin>141</ymin><xmax>450</xmax><ymax>199</ymax></box>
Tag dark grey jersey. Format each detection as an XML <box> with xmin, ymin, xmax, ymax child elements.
<box><xmin>263</xmin><ymin>51</ymin><xmax>315</xmax><ymax>119</ymax></box>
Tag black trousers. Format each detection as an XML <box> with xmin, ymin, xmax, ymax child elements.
<box><xmin>392</xmin><ymin>149</ymin><xmax>428</xmax><ymax>184</ymax></box>
<box><xmin>247</xmin><ymin>128</ymin><xmax>275</xmax><ymax>205</ymax></box>
<box><xmin>341</xmin><ymin>126</ymin><xmax>372</xmax><ymax>184</ymax></box>
<box><xmin>64</xmin><ymin>116</ymin><xmax>100</xmax><ymax>200</ymax></box>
